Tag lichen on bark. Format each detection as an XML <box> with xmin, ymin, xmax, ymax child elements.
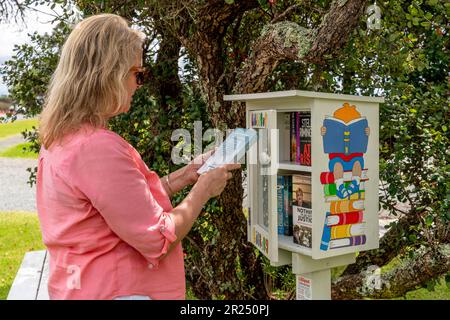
<box><xmin>262</xmin><ymin>21</ymin><xmax>312</xmax><ymax>59</ymax></box>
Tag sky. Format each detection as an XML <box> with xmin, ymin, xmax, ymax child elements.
<box><xmin>0</xmin><ymin>4</ymin><xmax>61</xmax><ymax>96</ymax></box>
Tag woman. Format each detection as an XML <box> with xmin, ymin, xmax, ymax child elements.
<box><xmin>36</xmin><ymin>13</ymin><xmax>240</xmax><ymax>300</ymax></box>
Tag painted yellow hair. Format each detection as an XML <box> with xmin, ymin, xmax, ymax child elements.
<box><xmin>39</xmin><ymin>13</ymin><xmax>145</xmax><ymax>149</ymax></box>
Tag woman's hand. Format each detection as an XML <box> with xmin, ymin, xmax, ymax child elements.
<box><xmin>183</xmin><ymin>148</ymin><xmax>216</xmax><ymax>185</ymax></box>
<box><xmin>195</xmin><ymin>163</ymin><xmax>242</xmax><ymax>199</ymax></box>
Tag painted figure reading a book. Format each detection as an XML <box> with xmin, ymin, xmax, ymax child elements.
<box><xmin>321</xmin><ymin>102</ymin><xmax>370</xmax><ymax>199</ymax></box>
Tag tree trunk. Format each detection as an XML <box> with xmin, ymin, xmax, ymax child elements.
<box><xmin>182</xmin><ymin>0</ymin><xmax>370</xmax><ymax>299</ymax></box>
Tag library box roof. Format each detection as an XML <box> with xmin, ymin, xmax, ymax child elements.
<box><xmin>224</xmin><ymin>90</ymin><xmax>384</xmax><ymax>104</ymax></box>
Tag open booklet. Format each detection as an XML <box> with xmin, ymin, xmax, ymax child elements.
<box><xmin>197</xmin><ymin>128</ymin><xmax>257</xmax><ymax>174</ymax></box>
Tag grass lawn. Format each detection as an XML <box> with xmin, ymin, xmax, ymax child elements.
<box><xmin>0</xmin><ymin>118</ymin><xmax>39</xmax><ymax>140</ymax></box>
<box><xmin>0</xmin><ymin>212</ymin><xmax>45</xmax><ymax>300</ymax></box>
<box><xmin>395</xmin><ymin>280</ymin><xmax>450</xmax><ymax>300</ymax></box>
<box><xmin>0</xmin><ymin>142</ymin><xmax>38</xmax><ymax>159</ymax></box>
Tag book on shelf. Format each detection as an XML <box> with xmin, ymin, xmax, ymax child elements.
<box><xmin>277</xmin><ymin>176</ymin><xmax>285</xmax><ymax>235</ymax></box>
<box><xmin>276</xmin><ymin>175</ymin><xmax>293</xmax><ymax>236</ymax></box>
<box><xmin>282</xmin><ymin>113</ymin><xmax>291</xmax><ymax>163</ymax></box>
<box><xmin>292</xmin><ymin>174</ymin><xmax>312</xmax><ymax>248</ymax></box>
<box><xmin>323</xmin><ymin>116</ymin><xmax>368</xmax><ymax>155</ymax></box>
<box><xmin>285</xmin><ymin>111</ymin><xmax>311</xmax><ymax>166</ymax></box>
<box><xmin>295</xmin><ymin>112</ymin><xmax>300</xmax><ymax>163</ymax></box>
<box><xmin>298</xmin><ymin>111</ymin><xmax>311</xmax><ymax>166</ymax></box>
<box><xmin>290</xmin><ymin>112</ymin><xmax>297</xmax><ymax>162</ymax></box>
<box><xmin>283</xmin><ymin>175</ymin><xmax>293</xmax><ymax>236</ymax></box>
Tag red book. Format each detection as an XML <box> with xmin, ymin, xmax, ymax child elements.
<box><xmin>320</xmin><ymin>170</ymin><xmax>368</xmax><ymax>184</ymax></box>
<box><xmin>326</xmin><ymin>211</ymin><xmax>364</xmax><ymax>226</ymax></box>
<box><xmin>299</xmin><ymin>112</ymin><xmax>311</xmax><ymax>166</ymax></box>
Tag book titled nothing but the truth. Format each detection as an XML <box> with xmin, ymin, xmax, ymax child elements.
<box><xmin>292</xmin><ymin>174</ymin><xmax>312</xmax><ymax>248</ymax></box>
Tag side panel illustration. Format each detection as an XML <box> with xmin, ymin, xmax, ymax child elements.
<box><xmin>320</xmin><ymin>103</ymin><xmax>370</xmax><ymax>251</ymax></box>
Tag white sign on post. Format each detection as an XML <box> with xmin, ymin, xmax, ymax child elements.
<box><xmin>296</xmin><ymin>275</ymin><xmax>312</xmax><ymax>300</ymax></box>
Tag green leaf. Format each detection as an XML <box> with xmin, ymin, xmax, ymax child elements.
<box><xmin>224</xmin><ymin>0</ymin><xmax>235</xmax><ymax>4</ymax></box>
<box><xmin>425</xmin><ymin>215</ymin><xmax>434</xmax><ymax>227</ymax></box>
<box><xmin>445</xmin><ymin>274</ymin><xmax>450</xmax><ymax>290</ymax></box>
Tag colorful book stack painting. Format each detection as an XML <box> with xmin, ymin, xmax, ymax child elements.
<box><xmin>320</xmin><ymin>102</ymin><xmax>370</xmax><ymax>251</ymax></box>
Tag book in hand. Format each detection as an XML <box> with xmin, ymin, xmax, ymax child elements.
<box><xmin>322</xmin><ymin>116</ymin><xmax>368</xmax><ymax>154</ymax></box>
<box><xmin>197</xmin><ymin>128</ymin><xmax>257</xmax><ymax>174</ymax></box>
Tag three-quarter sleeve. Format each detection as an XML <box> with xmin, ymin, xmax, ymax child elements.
<box><xmin>69</xmin><ymin>132</ymin><xmax>177</xmax><ymax>268</ymax></box>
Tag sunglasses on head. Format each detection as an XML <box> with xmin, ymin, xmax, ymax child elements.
<box><xmin>132</xmin><ymin>67</ymin><xmax>147</xmax><ymax>86</ymax></box>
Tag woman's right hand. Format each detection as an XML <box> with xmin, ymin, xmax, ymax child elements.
<box><xmin>196</xmin><ymin>163</ymin><xmax>241</xmax><ymax>199</ymax></box>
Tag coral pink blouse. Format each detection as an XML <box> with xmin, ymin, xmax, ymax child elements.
<box><xmin>36</xmin><ymin>124</ymin><xmax>185</xmax><ymax>300</ymax></box>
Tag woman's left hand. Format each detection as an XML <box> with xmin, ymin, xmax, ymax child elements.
<box><xmin>183</xmin><ymin>148</ymin><xmax>216</xmax><ymax>185</ymax></box>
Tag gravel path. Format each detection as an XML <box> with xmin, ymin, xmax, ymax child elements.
<box><xmin>0</xmin><ymin>134</ymin><xmax>26</xmax><ymax>151</ymax></box>
<box><xmin>0</xmin><ymin>157</ymin><xmax>37</xmax><ymax>212</ymax></box>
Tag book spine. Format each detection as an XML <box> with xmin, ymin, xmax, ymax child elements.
<box><xmin>283</xmin><ymin>113</ymin><xmax>291</xmax><ymax>162</ymax></box>
<box><xmin>323</xmin><ymin>182</ymin><xmax>365</xmax><ymax>196</ymax></box>
<box><xmin>330</xmin><ymin>223</ymin><xmax>365</xmax><ymax>240</ymax></box>
<box><xmin>324</xmin><ymin>191</ymin><xmax>365</xmax><ymax>202</ymax></box>
<box><xmin>329</xmin><ymin>200</ymin><xmax>365</xmax><ymax>214</ymax></box>
<box><xmin>284</xmin><ymin>175</ymin><xmax>293</xmax><ymax>236</ymax></box>
<box><xmin>299</xmin><ymin>112</ymin><xmax>312</xmax><ymax>166</ymax></box>
<box><xmin>343</xmin><ymin>124</ymin><xmax>350</xmax><ymax>155</ymax></box>
<box><xmin>290</xmin><ymin>112</ymin><xmax>296</xmax><ymax>162</ymax></box>
<box><xmin>320</xmin><ymin>170</ymin><xmax>368</xmax><ymax>184</ymax></box>
<box><xmin>277</xmin><ymin>176</ymin><xmax>285</xmax><ymax>235</ymax></box>
<box><xmin>329</xmin><ymin>235</ymin><xmax>367</xmax><ymax>249</ymax></box>
<box><xmin>320</xmin><ymin>212</ymin><xmax>331</xmax><ymax>251</ymax></box>
<box><xmin>323</xmin><ymin>181</ymin><xmax>351</xmax><ymax>196</ymax></box>
<box><xmin>296</xmin><ymin>112</ymin><xmax>300</xmax><ymax>164</ymax></box>
<box><xmin>326</xmin><ymin>211</ymin><xmax>364</xmax><ymax>226</ymax></box>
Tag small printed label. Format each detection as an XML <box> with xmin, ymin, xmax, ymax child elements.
<box><xmin>296</xmin><ymin>275</ymin><xmax>312</xmax><ymax>300</ymax></box>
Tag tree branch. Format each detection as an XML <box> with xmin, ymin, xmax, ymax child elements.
<box><xmin>233</xmin><ymin>0</ymin><xmax>368</xmax><ymax>96</ymax></box>
<box><xmin>332</xmin><ymin>244</ymin><xmax>450</xmax><ymax>299</ymax></box>
<box><xmin>341</xmin><ymin>209</ymin><xmax>426</xmax><ymax>276</ymax></box>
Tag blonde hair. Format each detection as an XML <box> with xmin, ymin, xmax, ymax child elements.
<box><xmin>39</xmin><ymin>14</ymin><xmax>145</xmax><ymax>149</ymax></box>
